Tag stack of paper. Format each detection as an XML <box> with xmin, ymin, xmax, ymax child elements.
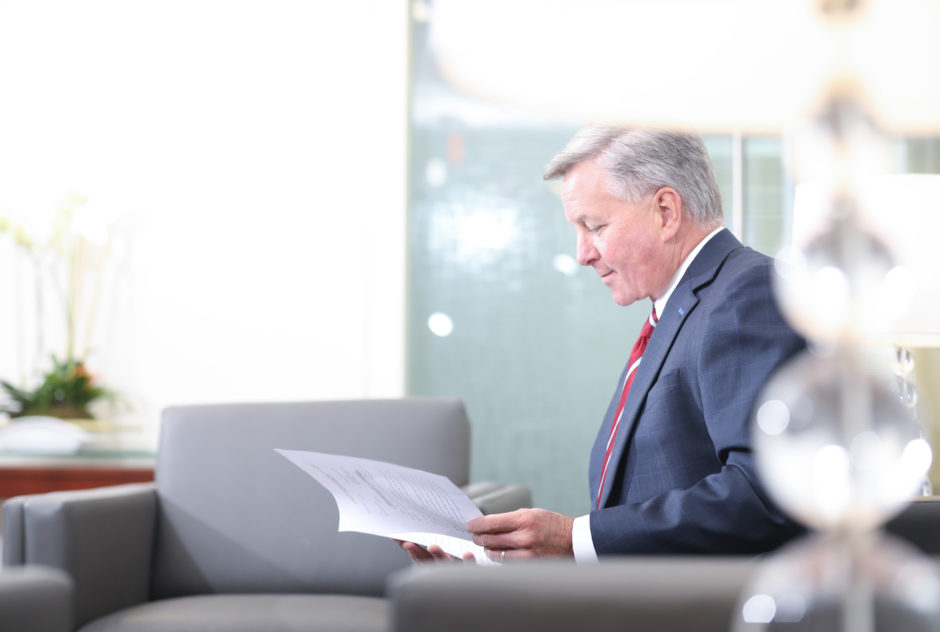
<box><xmin>276</xmin><ymin>449</ymin><xmax>497</xmax><ymax>565</ymax></box>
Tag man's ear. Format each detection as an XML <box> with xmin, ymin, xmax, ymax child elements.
<box><xmin>654</xmin><ymin>187</ymin><xmax>682</xmax><ymax>241</ymax></box>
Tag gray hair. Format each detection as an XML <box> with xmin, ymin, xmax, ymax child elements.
<box><xmin>543</xmin><ymin>126</ymin><xmax>723</xmax><ymax>227</ymax></box>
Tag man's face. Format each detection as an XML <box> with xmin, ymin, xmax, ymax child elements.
<box><xmin>561</xmin><ymin>160</ymin><xmax>670</xmax><ymax>306</ymax></box>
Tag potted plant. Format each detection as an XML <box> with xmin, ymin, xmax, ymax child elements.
<box><xmin>1</xmin><ymin>355</ymin><xmax>113</xmax><ymax>420</ymax></box>
<box><xmin>0</xmin><ymin>193</ymin><xmax>122</xmax><ymax>425</ymax></box>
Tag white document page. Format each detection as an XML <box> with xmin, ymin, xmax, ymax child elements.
<box><xmin>276</xmin><ymin>449</ymin><xmax>496</xmax><ymax>565</ymax></box>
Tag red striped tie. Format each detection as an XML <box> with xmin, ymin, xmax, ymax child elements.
<box><xmin>596</xmin><ymin>310</ymin><xmax>658</xmax><ymax>509</ymax></box>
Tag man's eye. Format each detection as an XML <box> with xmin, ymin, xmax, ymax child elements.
<box><xmin>586</xmin><ymin>225</ymin><xmax>604</xmax><ymax>234</ymax></box>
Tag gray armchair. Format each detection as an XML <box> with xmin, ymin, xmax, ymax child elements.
<box><xmin>0</xmin><ymin>566</ymin><xmax>73</xmax><ymax>632</ymax></box>
<box><xmin>2</xmin><ymin>398</ymin><xmax>530</xmax><ymax>632</ymax></box>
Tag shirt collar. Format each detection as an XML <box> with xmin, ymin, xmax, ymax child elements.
<box><xmin>652</xmin><ymin>226</ymin><xmax>725</xmax><ymax>319</ymax></box>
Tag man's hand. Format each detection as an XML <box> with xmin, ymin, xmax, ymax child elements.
<box><xmin>395</xmin><ymin>540</ymin><xmax>475</xmax><ymax>565</ymax></box>
<box><xmin>467</xmin><ymin>508</ymin><xmax>574</xmax><ymax>562</ymax></box>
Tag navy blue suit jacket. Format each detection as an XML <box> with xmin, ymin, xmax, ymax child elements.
<box><xmin>588</xmin><ymin>229</ymin><xmax>805</xmax><ymax>554</ymax></box>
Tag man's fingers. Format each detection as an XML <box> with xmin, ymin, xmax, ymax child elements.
<box><xmin>397</xmin><ymin>540</ymin><xmax>435</xmax><ymax>563</ymax></box>
<box><xmin>396</xmin><ymin>540</ymin><xmax>465</xmax><ymax>565</ymax></box>
<box><xmin>426</xmin><ymin>545</ymin><xmax>454</xmax><ymax>561</ymax></box>
<box><xmin>403</xmin><ymin>508</ymin><xmax>574</xmax><ymax>562</ymax></box>
<box><xmin>466</xmin><ymin>509</ymin><xmax>525</xmax><ymax>534</ymax></box>
<box><xmin>470</xmin><ymin>509</ymin><xmax>575</xmax><ymax>557</ymax></box>
<box><xmin>486</xmin><ymin>547</ymin><xmax>509</xmax><ymax>563</ymax></box>
<box><xmin>472</xmin><ymin>530</ymin><xmax>526</xmax><ymax>550</ymax></box>
<box><xmin>467</xmin><ymin>509</ymin><xmax>533</xmax><ymax>550</ymax></box>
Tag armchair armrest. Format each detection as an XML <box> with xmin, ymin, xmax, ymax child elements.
<box><xmin>0</xmin><ymin>566</ymin><xmax>72</xmax><ymax>632</ymax></box>
<box><xmin>2</xmin><ymin>482</ymin><xmax>157</xmax><ymax>629</ymax></box>
<box><xmin>462</xmin><ymin>481</ymin><xmax>531</xmax><ymax>515</ymax></box>
<box><xmin>389</xmin><ymin>557</ymin><xmax>757</xmax><ymax>632</ymax></box>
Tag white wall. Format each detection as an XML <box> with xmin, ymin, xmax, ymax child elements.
<box><xmin>0</xmin><ymin>1</ymin><xmax>408</xmax><ymax>444</ymax></box>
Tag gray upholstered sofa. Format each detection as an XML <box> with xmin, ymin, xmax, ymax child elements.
<box><xmin>0</xmin><ymin>565</ymin><xmax>73</xmax><ymax>632</ymax></box>
<box><xmin>2</xmin><ymin>398</ymin><xmax>530</xmax><ymax>632</ymax></box>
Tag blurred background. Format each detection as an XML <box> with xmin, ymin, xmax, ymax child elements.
<box><xmin>1</xmin><ymin>0</ymin><xmax>938</xmax><ymax>517</ymax></box>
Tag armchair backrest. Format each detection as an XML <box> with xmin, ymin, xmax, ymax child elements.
<box><xmin>150</xmin><ymin>398</ymin><xmax>470</xmax><ymax>599</ymax></box>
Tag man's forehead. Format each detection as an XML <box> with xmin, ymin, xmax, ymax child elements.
<box><xmin>569</xmin><ymin>157</ymin><xmax>623</xmax><ymax>194</ymax></box>
<box><xmin>562</xmin><ymin>160</ymin><xmax>620</xmax><ymax>208</ymax></box>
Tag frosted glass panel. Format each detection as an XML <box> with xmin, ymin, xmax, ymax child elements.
<box><xmin>743</xmin><ymin>137</ymin><xmax>788</xmax><ymax>257</ymax></box>
<box><xmin>905</xmin><ymin>136</ymin><xmax>940</xmax><ymax>172</ymax></box>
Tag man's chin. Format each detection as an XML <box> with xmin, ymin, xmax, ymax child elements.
<box><xmin>610</xmin><ymin>292</ymin><xmax>637</xmax><ymax>307</ymax></box>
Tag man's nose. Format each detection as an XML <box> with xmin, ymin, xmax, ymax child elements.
<box><xmin>576</xmin><ymin>233</ymin><xmax>598</xmax><ymax>266</ymax></box>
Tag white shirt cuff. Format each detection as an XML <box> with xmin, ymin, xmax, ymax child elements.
<box><xmin>571</xmin><ymin>514</ymin><xmax>599</xmax><ymax>563</ymax></box>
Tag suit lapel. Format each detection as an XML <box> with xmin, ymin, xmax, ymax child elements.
<box><xmin>596</xmin><ymin>229</ymin><xmax>743</xmax><ymax>508</ymax></box>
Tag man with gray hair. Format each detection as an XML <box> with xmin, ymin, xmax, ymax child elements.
<box><xmin>401</xmin><ymin>126</ymin><xmax>804</xmax><ymax>562</ymax></box>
